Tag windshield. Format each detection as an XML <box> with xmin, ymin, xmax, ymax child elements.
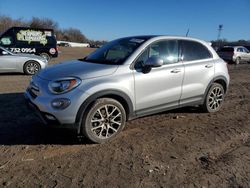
<box><xmin>217</xmin><ymin>47</ymin><xmax>233</xmax><ymax>52</ymax></box>
<box><xmin>84</xmin><ymin>37</ymin><xmax>147</xmax><ymax>64</ymax></box>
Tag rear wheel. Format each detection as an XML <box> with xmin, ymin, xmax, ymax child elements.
<box><xmin>40</xmin><ymin>53</ymin><xmax>51</xmax><ymax>61</ymax></box>
<box><xmin>82</xmin><ymin>98</ymin><xmax>126</xmax><ymax>143</ymax></box>
<box><xmin>24</xmin><ymin>61</ymin><xmax>41</xmax><ymax>75</ymax></box>
<box><xmin>202</xmin><ymin>83</ymin><xmax>225</xmax><ymax>113</ymax></box>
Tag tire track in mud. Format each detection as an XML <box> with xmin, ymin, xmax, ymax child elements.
<box><xmin>175</xmin><ymin>74</ymin><xmax>250</xmax><ymax>187</ymax></box>
<box><xmin>116</xmin><ymin>69</ymin><xmax>250</xmax><ymax>187</ymax></box>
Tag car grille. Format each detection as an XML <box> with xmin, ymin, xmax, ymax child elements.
<box><xmin>27</xmin><ymin>88</ymin><xmax>37</xmax><ymax>98</ymax></box>
<box><xmin>28</xmin><ymin>81</ymin><xmax>40</xmax><ymax>99</ymax></box>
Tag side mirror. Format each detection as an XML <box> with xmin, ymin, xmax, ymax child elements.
<box><xmin>2</xmin><ymin>51</ymin><xmax>8</xmax><ymax>55</ymax></box>
<box><xmin>144</xmin><ymin>56</ymin><xmax>164</xmax><ymax>67</ymax></box>
<box><xmin>142</xmin><ymin>56</ymin><xmax>163</xmax><ymax>73</ymax></box>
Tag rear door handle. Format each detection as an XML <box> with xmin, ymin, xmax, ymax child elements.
<box><xmin>205</xmin><ymin>64</ymin><xmax>213</xmax><ymax>68</ymax></box>
<box><xmin>171</xmin><ymin>69</ymin><xmax>181</xmax><ymax>73</ymax></box>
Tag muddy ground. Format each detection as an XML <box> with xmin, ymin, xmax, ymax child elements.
<box><xmin>0</xmin><ymin>47</ymin><xmax>249</xmax><ymax>187</ymax></box>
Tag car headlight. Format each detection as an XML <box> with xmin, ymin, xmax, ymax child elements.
<box><xmin>48</xmin><ymin>77</ymin><xmax>81</xmax><ymax>94</ymax></box>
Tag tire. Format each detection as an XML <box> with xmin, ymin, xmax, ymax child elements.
<box><xmin>202</xmin><ymin>83</ymin><xmax>225</xmax><ymax>113</ymax></box>
<box><xmin>23</xmin><ymin>61</ymin><xmax>41</xmax><ymax>75</ymax></box>
<box><xmin>82</xmin><ymin>98</ymin><xmax>126</xmax><ymax>143</ymax></box>
<box><xmin>40</xmin><ymin>53</ymin><xmax>51</xmax><ymax>61</ymax></box>
<box><xmin>235</xmin><ymin>57</ymin><xmax>240</xmax><ymax>65</ymax></box>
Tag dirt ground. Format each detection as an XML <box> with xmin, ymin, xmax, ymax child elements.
<box><xmin>0</xmin><ymin>47</ymin><xmax>249</xmax><ymax>187</ymax></box>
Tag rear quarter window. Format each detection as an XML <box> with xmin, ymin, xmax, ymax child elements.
<box><xmin>181</xmin><ymin>40</ymin><xmax>212</xmax><ymax>61</ymax></box>
<box><xmin>217</xmin><ymin>47</ymin><xmax>234</xmax><ymax>52</ymax></box>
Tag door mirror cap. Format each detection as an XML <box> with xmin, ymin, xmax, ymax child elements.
<box><xmin>144</xmin><ymin>56</ymin><xmax>164</xmax><ymax>67</ymax></box>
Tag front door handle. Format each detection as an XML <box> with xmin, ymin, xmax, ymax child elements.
<box><xmin>205</xmin><ymin>64</ymin><xmax>213</xmax><ymax>68</ymax></box>
<box><xmin>171</xmin><ymin>69</ymin><xmax>181</xmax><ymax>73</ymax></box>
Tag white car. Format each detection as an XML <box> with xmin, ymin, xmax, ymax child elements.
<box><xmin>0</xmin><ymin>46</ymin><xmax>48</xmax><ymax>75</ymax></box>
<box><xmin>217</xmin><ymin>46</ymin><xmax>250</xmax><ymax>64</ymax></box>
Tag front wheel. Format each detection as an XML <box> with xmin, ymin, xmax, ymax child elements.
<box><xmin>235</xmin><ymin>57</ymin><xmax>240</xmax><ymax>65</ymax></box>
<box><xmin>82</xmin><ymin>98</ymin><xmax>126</xmax><ymax>143</ymax></box>
<box><xmin>202</xmin><ymin>83</ymin><xmax>225</xmax><ymax>113</ymax></box>
<box><xmin>24</xmin><ymin>61</ymin><xmax>41</xmax><ymax>75</ymax></box>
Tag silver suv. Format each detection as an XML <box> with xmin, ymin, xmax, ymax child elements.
<box><xmin>217</xmin><ymin>46</ymin><xmax>250</xmax><ymax>64</ymax></box>
<box><xmin>25</xmin><ymin>36</ymin><xmax>230</xmax><ymax>143</ymax></box>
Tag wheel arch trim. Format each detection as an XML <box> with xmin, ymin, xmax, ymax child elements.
<box><xmin>75</xmin><ymin>89</ymin><xmax>134</xmax><ymax>134</ymax></box>
<box><xmin>203</xmin><ymin>75</ymin><xmax>229</xmax><ymax>103</ymax></box>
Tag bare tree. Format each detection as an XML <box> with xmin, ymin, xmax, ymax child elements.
<box><xmin>29</xmin><ymin>17</ymin><xmax>58</xmax><ymax>30</ymax></box>
<box><xmin>0</xmin><ymin>15</ymin><xmax>28</xmax><ymax>34</ymax></box>
<box><xmin>61</xmin><ymin>28</ymin><xmax>88</xmax><ymax>42</ymax></box>
<box><xmin>0</xmin><ymin>15</ymin><xmax>107</xmax><ymax>44</ymax></box>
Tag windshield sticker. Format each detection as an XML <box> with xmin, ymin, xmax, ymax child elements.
<box><xmin>44</xmin><ymin>31</ymin><xmax>52</xmax><ymax>36</ymax></box>
<box><xmin>17</xmin><ymin>30</ymin><xmax>48</xmax><ymax>45</ymax></box>
<box><xmin>0</xmin><ymin>37</ymin><xmax>12</xmax><ymax>45</ymax></box>
<box><xmin>129</xmin><ymin>38</ymin><xmax>145</xmax><ymax>43</ymax></box>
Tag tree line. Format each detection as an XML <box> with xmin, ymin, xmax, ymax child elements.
<box><xmin>211</xmin><ymin>39</ymin><xmax>250</xmax><ymax>49</ymax></box>
<box><xmin>0</xmin><ymin>15</ymin><xmax>106</xmax><ymax>45</ymax></box>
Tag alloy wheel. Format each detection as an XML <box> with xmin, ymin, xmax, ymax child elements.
<box><xmin>26</xmin><ymin>62</ymin><xmax>40</xmax><ymax>75</ymax></box>
<box><xmin>208</xmin><ymin>86</ymin><xmax>224</xmax><ymax>111</ymax></box>
<box><xmin>90</xmin><ymin>104</ymin><xmax>122</xmax><ymax>139</ymax></box>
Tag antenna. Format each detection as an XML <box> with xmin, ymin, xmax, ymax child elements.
<box><xmin>185</xmin><ymin>28</ymin><xmax>190</xmax><ymax>37</ymax></box>
<box><xmin>217</xmin><ymin>24</ymin><xmax>223</xmax><ymax>40</ymax></box>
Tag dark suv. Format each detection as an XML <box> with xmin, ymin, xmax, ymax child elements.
<box><xmin>0</xmin><ymin>27</ymin><xmax>58</xmax><ymax>61</ymax></box>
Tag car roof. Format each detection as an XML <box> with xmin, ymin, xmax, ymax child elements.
<box><xmin>121</xmin><ymin>35</ymin><xmax>212</xmax><ymax>45</ymax></box>
<box><xmin>124</xmin><ymin>35</ymin><xmax>202</xmax><ymax>40</ymax></box>
<box><xmin>222</xmin><ymin>46</ymin><xmax>245</xmax><ymax>48</ymax></box>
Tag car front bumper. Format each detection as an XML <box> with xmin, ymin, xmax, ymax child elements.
<box><xmin>24</xmin><ymin>87</ymin><xmax>89</xmax><ymax>128</ymax></box>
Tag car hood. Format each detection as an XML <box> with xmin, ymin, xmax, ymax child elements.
<box><xmin>14</xmin><ymin>53</ymin><xmax>43</xmax><ymax>60</ymax></box>
<box><xmin>13</xmin><ymin>53</ymin><xmax>46</xmax><ymax>62</ymax></box>
<box><xmin>37</xmin><ymin>60</ymin><xmax>119</xmax><ymax>80</ymax></box>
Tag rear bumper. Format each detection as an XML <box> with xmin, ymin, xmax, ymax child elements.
<box><xmin>220</xmin><ymin>57</ymin><xmax>233</xmax><ymax>62</ymax></box>
<box><xmin>51</xmin><ymin>53</ymin><xmax>58</xmax><ymax>58</ymax></box>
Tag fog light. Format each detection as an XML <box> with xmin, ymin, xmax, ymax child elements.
<box><xmin>51</xmin><ymin>98</ymin><xmax>71</xmax><ymax>109</ymax></box>
<box><xmin>45</xmin><ymin>114</ymin><xmax>56</xmax><ymax>120</ymax></box>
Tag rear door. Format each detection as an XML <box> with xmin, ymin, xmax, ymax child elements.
<box><xmin>236</xmin><ymin>47</ymin><xmax>245</xmax><ymax>61</ymax></box>
<box><xmin>180</xmin><ymin>40</ymin><xmax>214</xmax><ymax>105</ymax></box>
<box><xmin>242</xmin><ymin>47</ymin><xmax>250</xmax><ymax>61</ymax></box>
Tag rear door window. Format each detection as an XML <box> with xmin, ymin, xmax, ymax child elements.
<box><xmin>243</xmin><ymin>47</ymin><xmax>249</xmax><ymax>53</ymax></box>
<box><xmin>181</xmin><ymin>40</ymin><xmax>212</xmax><ymax>61</ymax></box>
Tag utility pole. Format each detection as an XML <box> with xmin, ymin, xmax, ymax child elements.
<box><xmin>217</xmin><ymin>24</ymin><xmax>223</xmax><ymax>40</ymax></box>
